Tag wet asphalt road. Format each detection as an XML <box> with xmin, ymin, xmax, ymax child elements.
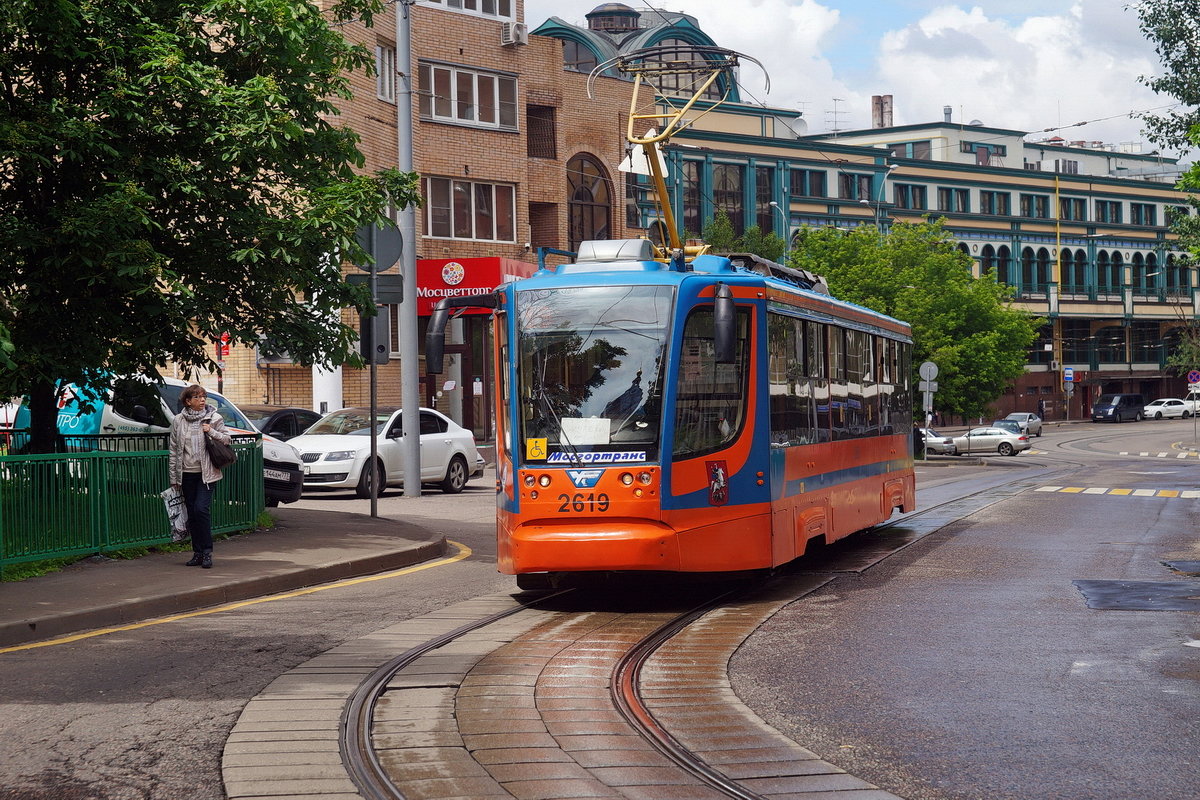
<box><xmin>732</xmin><ymin>425</ymin><xmax>1200</xmax><ymax>800</ymax></box>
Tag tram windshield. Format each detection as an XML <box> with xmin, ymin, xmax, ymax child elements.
<box><xmin>515</xmin><ymin>286</ymin><xmax>673</xmax><ymax>464</ymax></box>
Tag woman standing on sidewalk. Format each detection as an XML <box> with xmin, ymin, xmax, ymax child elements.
<box><xmin>168</xmin><ymin>384</ymin><xmax>230</xmax><ymax>569</ymax></box>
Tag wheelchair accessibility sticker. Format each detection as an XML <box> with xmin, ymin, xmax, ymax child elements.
<box><xmin>526</xmin><ymin>438</ymin><xmax>547</xmax><ymax>460</ymax></box>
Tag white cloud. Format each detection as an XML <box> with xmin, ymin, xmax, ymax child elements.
<box><xmin>522</xmin><ymin>0</ymin><xmax>1178</xmax><ymax>153</ymax></box>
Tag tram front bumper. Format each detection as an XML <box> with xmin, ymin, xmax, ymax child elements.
<box><xmin>502</xmin><ymin>520</ymin><xmax>682</xmax><ymax>574</ymax></box>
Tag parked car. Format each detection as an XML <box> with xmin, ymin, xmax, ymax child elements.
<box><xmin>239</xmin><ymin>405</ymin><xmax>322</xmax><ymax>440</ymax></box>
<box><xmin>1142</xmin><ymin>398</ymin><xmax>1193</xmax><ymax>420</ymax></box>
<box><xmin>1004</xmin><ymin>412</ymin><xmax>1043</xmax><ymax>436</ymax></box>
<box><xmin>951</xmin><ymin>426</ymin><xmax>1031</xmax><ymax>456</ymax></box>
<box><xmin>990</xmin><ymin>419</ymin><xmax>1023</xmax><ymax>435</ymax></box>
<box><xmin>920</xmin><ymin>428</ymin><xmax>957</xmax><ymax>455</ymax></box>
<box><xmin>1091</xmin><ymin>393</ymin><xmax>1144</xmax><ymax>422</ymax></box>
<box><xmin>290</xmin><ymin>407</ymin><xmax>485</xmax><ymax>497</ymax></box>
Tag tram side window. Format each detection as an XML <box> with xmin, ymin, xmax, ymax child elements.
<box><xmin>767</xmin><ymin>314</ymin><xmax>816</xmax><ymax>446</ymax></box>
<box><xmin>673</xmin><ymin>308</ymin><xmax>750</xmax><ymax>458</ymax></box>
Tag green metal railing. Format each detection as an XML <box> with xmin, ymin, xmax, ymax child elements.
<box><xmin>0</xmin><ymin>438</ymin><xmax>263</xmax><ymax>574</ymax></box>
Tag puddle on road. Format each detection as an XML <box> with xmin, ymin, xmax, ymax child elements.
<box><xmin>1073</xmin><ymin>579</ymin><xmax>1200</xmax><ymax>611</ymax></box>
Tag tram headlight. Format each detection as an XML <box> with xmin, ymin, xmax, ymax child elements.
<box><xmin>619</xmin><ymin>472</ymin><xmax>634</xmax><ymax>486</ymax></box>
<box><xmin>523</xmin><ymin>474</ymin><xmax>536</xmax><ymax>488</ymax></box>
<box><xmin>538</xmin><ymin>474</ymin><xmax>552</xmax><ymax>487</ymax></box>
<box><xmin>638</xmin><ymin>471</ymin><xmax>653</xmax><ymax>485</ymax></box>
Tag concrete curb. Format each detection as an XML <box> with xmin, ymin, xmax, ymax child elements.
<box><xmin>0</xmin><ymin>538</ymin><xmax>447</xmax><ymax>649</ymax></box>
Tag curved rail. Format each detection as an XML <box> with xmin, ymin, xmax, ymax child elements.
<box><xmin>339</xmin><ymin>590</ymin><xmax>572</xmax><ymax>800</ymax></box>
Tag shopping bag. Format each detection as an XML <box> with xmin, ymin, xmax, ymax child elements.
<box><xmin>160</xmin><ymin>487</ymin><xmax>189</xmax><ymax>542</ymax></box>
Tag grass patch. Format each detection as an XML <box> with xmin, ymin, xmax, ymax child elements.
<box><xmin>1</xmin><ymin>512</ymin><xmax>278</xmax><ymax>582</ymax></box>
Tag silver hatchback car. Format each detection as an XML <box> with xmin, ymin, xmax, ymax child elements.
<box><xmin>952</xmin><ymin>426</ymin><xmax>1031</xmax><ymax>456</ymax></box>
<box><xmin>1004</xmin><ymin>412</ymin><xmax>1043</xmax><ymax>436</ymax></box>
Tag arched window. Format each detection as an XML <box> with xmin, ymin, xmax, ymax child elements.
<box><xmin>1166</xmin><ymin>253</ymin><xmax>1189</xmax><ymax>293</ymax></box>
<box><xmin>1095</xmin><ymin>250</ymin><xmax>1110</xmax><ymax>295</ymax></box>
<box><xmin>563</xmin><ymin>40</ymin><xmax>598</xmax><ymax>74</ymax></box>
<box><xmin>567</xmin><ymin>154</ymin><xmax>611</xmax><ymax>251</ymax></box>
<box><xmin>980</xmin><ymin>244</ymin><xmax>995</xmax><ymax>275</ymax></box>
<box><xmin>1035</xmin><ymin>247</ymin><xmax>1051</xmax><ymax>291</ymax></box>
<box><xmin>649</xmin><ymin>38</ymin><xmax>724</xmax><ymax>100</ymax></box>
<box><xmin>996</xmin><ymin>245</ymin><xmax>1012</xmax><ymax>286</ymax></box>
<box><xmin>1105</xmin><ymin>251</ymin><xmax>1123</xmax><ymax>293</ymax></box>
<box><xmin>1131</xmin><ymin>253</ymin><xmax>1147</xmax><ymax>295</ymax></box>
<box><xmin>1021</xmin><ymin>247</ymin><xmax>1035</xmax><ymax>292</ymax></box>
<box><xmin>1071</xmin><ymin>249</ymin><xmax>1087</xmax><ymax>293</ymax></box>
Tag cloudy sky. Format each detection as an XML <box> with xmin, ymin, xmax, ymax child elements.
<box><xmin>522</xmin><ymin>0</ymin><xmax>1182</xmax><ymax>155</ymax></box>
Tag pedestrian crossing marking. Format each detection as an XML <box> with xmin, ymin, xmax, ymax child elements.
<box><xmin>1118</xmin><ymin>450</ymin><xmax>1200</xmax><ymax>459</ymax></box>
<box><xmin>1035</xmin><ymin>486</ymin><xmax>1197</xmax><ymax>499</ymax></box>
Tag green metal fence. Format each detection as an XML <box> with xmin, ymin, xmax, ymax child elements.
<box><xmin>0</xmin><ymin>439</ymin><xmax>263</xmax><ymax>574</ymax></box>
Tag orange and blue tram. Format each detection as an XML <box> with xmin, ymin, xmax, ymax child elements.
<box><xmin>427</xmin><ymin>239</ymin><xmax>915</xmax><ymax>587</ymax></box>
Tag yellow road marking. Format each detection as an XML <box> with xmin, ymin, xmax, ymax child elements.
<box><xmin>1108</xmin><ymin>488</ymin><xmax>1133</xmax><ymax>495</ymax></box>
<box><xmin>1060</xmin><ymin>487</ymin><xmax>1084</xmax><ymax>493</ymax></box>
<box><xmin>0</xmin><ymin>540</ymin><xmax>473</xmax><ymax>655</ymax></box>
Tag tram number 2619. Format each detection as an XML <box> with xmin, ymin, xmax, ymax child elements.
<box><xmin>557</xmin><ymin>493</ymin><xmax>610</xmax><ymax>513</ymax></box>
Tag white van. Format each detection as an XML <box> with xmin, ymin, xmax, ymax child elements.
<box><xmin>17</xmin><ymin>376</ymin><xmax>304</xmax><ymax>506</ymax></box>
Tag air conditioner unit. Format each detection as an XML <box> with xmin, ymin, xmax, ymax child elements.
<box><xmin>1049</xmin><ymin>360</ymin><xmax>1060</xmax><ymax>371</ymax></box>
<box><xmin>500</xmin><ymin>21</ymin><xmax>528</xmax><ymax>46</ymax></box>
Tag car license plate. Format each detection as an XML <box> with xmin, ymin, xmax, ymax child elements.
<box><xmin>264</xmin><ymin>468</ymin><xmax>290</xmax><ymax>481</ymax></box>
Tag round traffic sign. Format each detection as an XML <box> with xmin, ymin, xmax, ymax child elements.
<box><xmin>919</xmin><ymin>361</ymin><xmax>939</xmax><ymax>381</ymax></box>
<box><xmin>1188</xmin><ymin>369</ymin><xmax>1200</xmax><ymax>385</ymax></box>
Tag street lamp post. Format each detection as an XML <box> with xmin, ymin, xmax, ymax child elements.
<box><xmin>768</xmin><ymin>200</ymin><xmax>792</xmax><ymax>256</ymax></box>
<box><xmin>859</xmin><ymin>163</ymin><xmax>898</xmax><ymax>242</ymax></box>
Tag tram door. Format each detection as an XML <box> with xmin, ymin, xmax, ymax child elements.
<box><xmin>422</xmin><ymin>315</ymin><xmax>493</xmax><ymax>444</ymax></box>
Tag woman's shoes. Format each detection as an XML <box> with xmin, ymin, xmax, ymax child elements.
<box><xmin>186</xmin><ymin>553</ymin><xmax>202</xmax><ymax>567</ymax></box>
<box><xmin>200</xmin><ymin>552</ymin><xmax>212</xmax><ymax>569</ymax></box>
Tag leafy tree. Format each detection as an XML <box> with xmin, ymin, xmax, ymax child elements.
<box><xmin>789</xmin><ymin>220</ymin><xmax>1041</xmax><ymax>420</ymax></box>
<box><xmin>0</xmin><ymin>0</ymin><xmax>419</xmax><ymax>452</ymax></box>
<box><xmin>699</xmin><ymin>212</ymin><xmax>786</xmax><ymax>261</ymax></box>
<box><xmin>1136</xmin><ymin>0</ymin><xmax>1200</xmax><ymax>158</ymax></box>
<box><xmin>1137</xmin><ymin>0</ymin><xmax>1200</xmax><ymax>375</ymax></box>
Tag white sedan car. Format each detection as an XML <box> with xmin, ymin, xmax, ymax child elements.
<box><xmin>290</xmin><ymin>407</ymin><xmax>485</xmax><ymax>497</ymax></box>
<box><xmin>1142</xmin><ymin>398</ymin><xmax>1193</xmax><ymax>419</ymax></box>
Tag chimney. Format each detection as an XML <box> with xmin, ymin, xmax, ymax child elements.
<box><xmin>943</xmin><ymin>105</ymin><xmax>953</xmax><ymax>123</ymax></box>
<box><xmin>871</xmin><ymin>95</ymin><xmax>894</xmax><ymax>128</ymax></box>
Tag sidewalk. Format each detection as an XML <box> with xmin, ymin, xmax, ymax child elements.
<box><xmin>0</xmin><ymin>505</ymin><xmax>447</xmax><ymax>649</ymax></box>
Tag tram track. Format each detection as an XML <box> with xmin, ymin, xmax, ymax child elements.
<box><xmin>229</xmin><ymin>473</ymin><xmax>1063</xmax><ymax>800</ymax></box>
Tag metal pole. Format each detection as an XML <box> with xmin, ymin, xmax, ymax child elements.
<box><xmin>397</xmin><ymin>0</ymin><xmax>421</xmax><ymax>498</ymax></box>
<box><xmin>369</xmin><ymin>226</ymin><xmax>379</xmax><ymax>518</ymax></box>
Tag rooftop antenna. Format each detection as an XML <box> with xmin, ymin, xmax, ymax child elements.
<box><xmin>826</xmin><ymin>97</ymin><xmax>846</xmax><ymax>136</ymax></box>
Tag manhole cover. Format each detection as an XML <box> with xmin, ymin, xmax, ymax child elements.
<box><xmin>1073</xmin><ymin>580</ymin><xmax>1200</xmax><ymax>611</ymax></box>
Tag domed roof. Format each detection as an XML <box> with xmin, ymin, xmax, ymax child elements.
<box><xmin>587</xmin><ymin>3</ymin><xmax>638</xmax><ymax>15</ymax></box>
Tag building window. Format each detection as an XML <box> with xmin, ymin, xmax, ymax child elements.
<box><xmin>1020</xmin><ymin>193</ymin><xmax>1050</xmax><ymax>219</ymax></box>
<box><xmin>567</xmin><ymin>154</ymin><xmax>611</xmax><ymax>250</ymax></box>
<box><xmin>1131</xmin><ymin>203</ymin><xmax>1158</xmax><ymax>226</ymax></box>
<box><xmin>937</xmin><ymin>187</ymin><xmax>968</xmax><ymax>213</ymax></box>
<box><xmin>713</xmin><ymin>163</ymin><xmax>745</xmax><ymax>235</ymax></box>
<box><xmin>789</xmin><ymin>169</ymin><xmax>826</xmax><ymax>198</ymax></box>
<box><xmin>375</xmin><ymin>45</ymin><xmax>396</xmax><ymax>102</ymax></box>
<box><xmin>755</xmin><ymin>166</ymin><xmax>774</xmax><ymax>233</ymax></box>
<box><xmin>838</xmin><ymin>173</ymin><xmax>872</xmax><ymax>201</ymax></box>
<box><xmin>1095</xmin><ymin>200</ymin><xmax>1122</xmax><ymax>224</ymax></box>
<box><xmin>682</xmin><ymin>161</ymin><xmax>702</xmax><ymax>237</ymax></box>
<box><xmin>423</xmin><ymin>177</ymin><xmax>516</xmax><ymax>242</ymax></box>
<box><xmin>1166</xmin><ymin>254</ymin><xmax>1190</xmax><ymax>292</ymax></box>
<box><xmin>424</xmin><ymin>0</ymin><xmax>513</xmax><ymax>20</ymax></box>
<box><xmin>887</xmin><ymin>140</ymin><xmax>932</xmax><ymax>160</ymax></box>
<box><xmin>980</xmin><ymin>191</ymin><xmax>1010</xmax><ymax>215</ymax></box>
<box><xmin>1166</xmin><ymin>205</ymin><xmax>1190</xmax><ymax>224</ymax></box>
<box><xmin>563</xmin><ymin>39</ymin><xmax>598</xmax><ymax>73</ymax></box>
<box><xmin>526</xmin><ymin>105</ymin><xmax>556</xmax><ymax>159</ymax></box>
<box><xmin>418</xmin><ymin>62</ymin><xmax>517</xmax><ymax>130</ymax></box>
<box><xmin>894</xmin><ymin>184</ymin><xmax>926</xmax><ymax>210</ymax></box>
<box><xmin>1059</xmin><ymin>197</ymin><xmax>1086</xmax><ymax>221</ymax></box>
